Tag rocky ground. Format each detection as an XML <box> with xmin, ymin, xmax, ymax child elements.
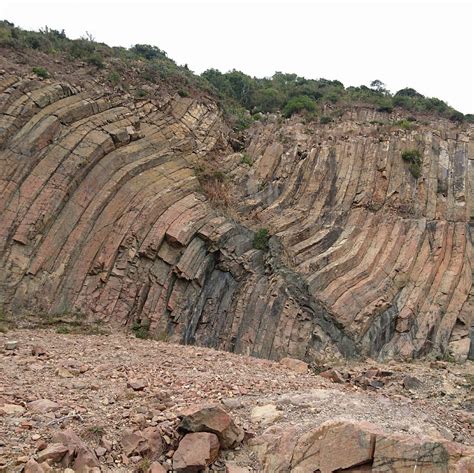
<box><xmin>0</xmin><ymin>328</ymin><xmax>473</xmax><ymax>472</ymax></box>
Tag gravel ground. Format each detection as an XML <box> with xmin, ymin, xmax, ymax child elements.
<box><xmin>0</xmin><ymin>329</ymin><xmax>472</xmax><ymax>472</ymax></box>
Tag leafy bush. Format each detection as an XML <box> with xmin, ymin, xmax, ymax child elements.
<box><xmin>108</xmin><ymin>70</ymin><xmax>120</xmax><ymax>86</ymax></box>
<box><xmin>253</xmin><ymin>228</ymin><xmax>270</xmax><ymax>251</ymax></box>
<box><xmin>402</xmin><ymin>149</ymin><xmax>423</xmax><ymax>178</ymax></box>
<box><xmin>320</xmin><ymin>116</ymin><xmax>333</xmax><ymax>124</ymax></box>
<box><xmin>396</xmin><ymin>119</ymin><xmax>415</xmax><ymax>130</ymax></box>
<box><xmin>87</xmin><ymin>53</ymin><xmax>104</xmax><ymax>69</ymax></box>
<box><xmin>282</xmin><ymin>95</ymin><xmax>316</xmax><ymax>118</ymax></box>
<box><xmin>132</xmin><ymin>319</ymin><xmax>150</xmax><ymax>339</ymax></box>
<box><xmin>32</xmin><ymin>66</ymin><xmax>49</xmax><ymax>78</ymax></box>
<box><xmin>241</xmin><ymin>153</ymin><xmax>253</xmax><ymax>166</ymax></box>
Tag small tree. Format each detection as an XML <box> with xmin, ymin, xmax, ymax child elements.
<box><xmin>370</xmin><ymin>79</ymin><xmax>386</xmax><ymax>93</ymax></box>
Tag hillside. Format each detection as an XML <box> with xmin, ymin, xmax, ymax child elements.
<box><xmin>0</xmin><ymin>20</ymin><xmax>473</xmax><ymax>473</ymax></box>
<box><xmin>0</xmin><ymin>22</ymin><xmax>472</xmax><ymax>364</ymax></box>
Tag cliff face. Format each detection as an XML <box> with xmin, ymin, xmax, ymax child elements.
<box><xmin>0</xmin><ymin>76</ymin><xmax>472</xmax><ymax>361</ymax></box>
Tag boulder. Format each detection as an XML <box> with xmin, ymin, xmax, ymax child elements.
<box><xmin>127</xmin><ymin>378</ymin><xmax>148</xmax><ymax>391</ymax></box>
<box><xmin>52</xmin><ymin>429</ymin><xmax>100</xmax><ymax>471</ymax></box>
<box><xmin>0</xmin><ymin>403</ymin><xmax>25</xmax><ymax>415</ymax></box>
<box><xmin>319</xmin><ymin>369</ymin><xmax>345</xmax><ymax>383</ymax></box>
<box><xmin>250</xmin><ymin>404</ymin><xmax>282</xmax><ymax>426</ymax></box>
<box><xmin>36</xmin><ymin>444</ymin><xmax>69</xmax><ymax>463</ymax></box>
<box><xmin>27</xmin><ymin>399</ymin><xmax>60</xmax><ymax>413</ymax></box>
<box><xmin>5</xmin><ymin>340</ymin><xmax>18</xmax><ymax>350</ymax></box>
<box><xmin>279</xmin><ymin>357</ymin><xmax>308</xmax><ymax>374</ymax></box>
<box><xmin>292</xmin><ymin>420</ymin><xmax>378</xmax><ymax>472</ymax></box>
<box><xmin>149</xmin><ymin>462</ymin><xmax>167</xmax><ymax>473</ymax></box>
<box><xmin>23</xmin><ymin>459</ymin><xmax>45</xmax><ymax>473</ymax></box>
<box><xmin>121</xmin><ymin>427</ymin><xmax>163</xmax><ymax>459</ymax></box>
<box><xmin>179</xmin><ymin>404</ymin><xmax>243</xmax><ymax>448</ymax></box>
<box><xmin>173</xmin><ymin>432</ymin><xmax>220</xmax><ymax>472</ymax></box>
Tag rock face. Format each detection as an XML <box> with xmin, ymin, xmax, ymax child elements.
<box><xmin>250</xmin><ymin>420</ymin><xmax>474</xmax><ymax>472</ymax></box>
<box><xmin>0</xmin><ymin>75</ymin><xmax>472</xmax><ymax>361</ymax></box>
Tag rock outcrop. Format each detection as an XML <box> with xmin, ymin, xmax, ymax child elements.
<box><xmin>0</xmin><ymin>75</ymin><xmax>472</xmax><ymax>361</ymax></box>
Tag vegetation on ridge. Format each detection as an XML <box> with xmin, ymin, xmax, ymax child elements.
<box><xmin>1</xmin><ymin>20</ymin><xmax>472</xmax><ymax>130</ymax></box>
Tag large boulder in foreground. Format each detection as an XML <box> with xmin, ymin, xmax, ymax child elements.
<box><xmin>178</xmin><ymin>404</ymin><xmax>244</xmax><ymax>449</ymax></box>
<box><xmin>173</xmin><ymin>432</ymin><xmax>220</xmax><ymax>472</ymax></box>
<box><xmin>250</xmin><ymin>420</ymin><xmax>474</xmax><ymax>473</ymax></box>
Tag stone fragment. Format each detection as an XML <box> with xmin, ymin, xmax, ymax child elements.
<box><xmin>5</xmin><ymin>340</ymin><xmax>18</xmax><ymax>350</ymax></box>
<box><xmin>403</xmin><ymin>375</ymin><xmax>422</xmax><ymax>390</ymax></box>
<box><xmin>149</xmin><ymin>462</ymin><xmax>167</xmax><ymax>473</ymax></box>
<box><xmin>31</xmin><ymin>345</ymin><xmax>46</xmax><ymax>356</ymax></box>
<box><xmin>173</xmin><ymin>432</ymin><xmax>219</xmax><ymax>472</ymax></box>
<box><xmin>250</xmin><ymin>404</ymin><xmax>282</xmax><ymax>425</ymax></box>
<box><xmin>56</xmin><ymin>367</ymin><xmax>74</xmax><ymax>378</ymax></box>
<box><xmin>179</xmin><ymin>404</ymin><xmax>244</xmax><ymax>448</ymax></box>
<box><xmin>36</xmin><ymin>443</ymin><xmax>69</xmax><ymax>463</ymax></box>
<box><xmin>319</xmin><ymin>369</ymin><xmax>345</xmax><ymax>383</ymax></box>
<box><xmin>279</xmin><ymin>357</ymin><xmax>308</xmax><ymax>373</ymax></box>
<box><xmin>52</xmin><ymin>429</ymin><xmax>100</xmax><ymax>471</ymax></box>
<box><xmin>28</xmin><ymin>399</ymin><xmax>60</xmax><ymax>413</ymax></box>
<box><xmin>24</xmin><ymin>459</ymin><xmax>45</xmax><ymax>473</ymax></box>
<box><xmin>121</xmin><ymin>427</ymin><xmax>163</xmax><ymax>459</ymax></box>
<box><xmin>225</xmin><ymin>462</ymin><xmax>251</xmax><ymax>473</ymax></box>
<box><xmin>0</xmin><ymin>403</ymin><xmax>25</xmax><ymax>415</ymax></box>
<box><xmin>127</xmin><ymin>378</ymin><xmax>148</xmax><ymax>391</ymax></box>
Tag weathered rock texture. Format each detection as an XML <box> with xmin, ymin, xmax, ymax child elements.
<box><xmin>225</xmin><ymin>111</ymin><xmax>474</xmax><ymax>361</ymax></box>
<box><xmin>0</xmin><ymin>76</ymin><xmax>472</xmax><ymax>361</ymax></box>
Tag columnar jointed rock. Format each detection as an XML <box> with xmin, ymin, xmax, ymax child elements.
<box><xmin>0</xmin><ymin>75</ymin><xmax>472</xmax><ymax>362</ymax></box>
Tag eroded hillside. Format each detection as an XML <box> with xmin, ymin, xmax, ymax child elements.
<box><xmin>0</xmin><ymin>63</ymin><xmax>472</xmax><ymax>362</ymax></box>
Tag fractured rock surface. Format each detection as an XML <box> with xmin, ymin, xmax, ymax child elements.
<box><xmin>0</xmin><ymin>75</ymin><xmax>472</xmax><ymax>361</ymax></box>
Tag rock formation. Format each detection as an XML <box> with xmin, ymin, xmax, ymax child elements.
<box><xmin>0</xmin><ymin>75</ymin><xmax>472</xmax><ymax>361</ymax></box>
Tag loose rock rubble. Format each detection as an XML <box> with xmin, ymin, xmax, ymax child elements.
<box><xmin>0</xmin><ymin>329</ymin><xmax>473</xmax><ymax>472</ymax></box>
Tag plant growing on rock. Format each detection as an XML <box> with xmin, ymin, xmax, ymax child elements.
<box><xmin>402</xmin><ymin>149</ymin><xmax>423</xmax><ymax>179</ymax></box>
<box><xmin>32</xmin><ymin>66</ymin><xmax>49</xmax><ymax>78</ymax></box>
<box><xmin>253</xmin><ymin>228</ymin><xmax>270</xmax><ymax>251</ymax></box>
<box><xmin>241</xmin><ymin>153</ymin><xmax>253</xmax><ymax>166</ymax></box>
<box><xmin>132</xmin><ymin>319</ymin><xmax>150</xmax><ymax>339</ymax></box>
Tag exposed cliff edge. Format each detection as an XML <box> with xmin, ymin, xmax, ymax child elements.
<box><xmin>0</xmin><ymin>74</ymin><xmax>472</xmax><ymax>362</ymax></box>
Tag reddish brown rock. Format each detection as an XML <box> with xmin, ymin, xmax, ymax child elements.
<box><xmin>179</xmin><ymin>404</ymin><xmax>244</xmax><ymax>448</ymax></box>
<box><xmin>279</xmin><ymin>357</ymin><xmax>308</xmax><ymax>373</ymax></box>
<box><xmin>127</xmin><ymin>378</ymin><xmax>148</xmax><ymax>391</ymax></box>
<box><xmin>23</xmin><ymin>459</ymin><xmax>45</xmax><ymax>473</ymax></box>
<box><xmin>121</xmin><ymin>427</ymin><xmax>163</xmax><ymax>459</ymax></box>
<box><xmin>173</xmin><ymin>432</ymin><xmax>220</xmax><ymax>472</ymax></box>
<box><xmin>36</xmin><ymin>443</ymin><xmax>69</xmax><ymax>463</ymax></box>
<box><xmin>319</xmin><ymin>369</ymin><xmax>345</xmax><ymax>384</ymax></box>
<box><xmin>149</xmin><ymin>462</ymin><xmax>167</xmax><ymax>473</ymax></box>
<box><xmin>27</xmin><ymin>399</ymin><xmax>60</xmax><ymax>413</ymax></box>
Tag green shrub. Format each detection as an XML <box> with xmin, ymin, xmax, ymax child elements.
<box><xmin>177</xmin><ymin>89</ymin><xmax>189</xmax><ymax>97</ymax></box>
<box><xmin>108</xmin><ymin>70</ymin><xmax>120</xmax><ymax>86</ymax></box>
<box><xmin>32</xmin><ymin>66</ymin><xmax>49</xmax><ymax>78</ymax></box>
<box><xmin>253</xmin><ymin>228</ymin><xmax>270</xmax><ymax>251</ymax></box>
<box><xmin>377</xmin><ymin>105</ymin><xmax>393</xmax><ymax>113</ymax></box>
<box><xmin>396</xmin><ymin>119</ymin><xmax>415</xmax><ymax>130</ymax></box>
<box><xmin>282</xmin><ymin>95</ymin><xmax>316</xmax><ymax>118</ymax></box>
<box><xmin>241</xmin><ymin>153</ymin><xmax>253</xmax><ymax>166</ymax></box>
<box><xmin>320</xmin><ymin>116</ymin><xmax>333</xmax><ymax>124</ymax></box>
<box><xmin>87</xmin><ymin>53</ymin><xmax>104</xmax><ymax>69</ymax></box>
<box><xmin>132</xmin><ymin>320</ymin><xmax>150</xmax><ymax>339</ymax></box>
<box><xmin>402</xmin><ymin>149</ymin><xmax>422</xmax><ymax>178</ymax></box>
<box><xmin>135</xmin><ymin>88</ymin><xmax>148</xmax><ymax>98</ymax></box>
